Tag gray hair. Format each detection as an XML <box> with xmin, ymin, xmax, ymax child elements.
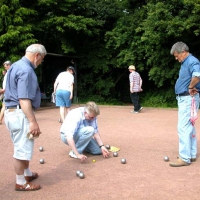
<box><xmin>170</xmin><ymin>42</ymin><xmax>189</xmax><ymax>55</ymax></box>
<box><xmin>26</xmin><ymin>44</ymin><xmax>47</xmax><ymax>55</ymax></box>
<box><xmin>3</xmin><ymin>60</ymin><xmax>12</xmax><ymax>65</ymax></box>
<box><xmin>84</xmin><ymin>101</ymin><xmax>100</xmax><ymax>116</ymax></box>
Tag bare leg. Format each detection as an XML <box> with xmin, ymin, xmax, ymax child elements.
<box><xmin>14</xmin><ymin>158</ymin><xmax>29</xmax><ymax>175</ymax></box>
<box><xmin>66</xmin><ymin>107</ymin><xmax>70</xmax><ymax>114</ymax></box>
<box><xmin>59</xmin><ymin>106</ymin><xmax>66</xmax><ymax>122</ymax></box>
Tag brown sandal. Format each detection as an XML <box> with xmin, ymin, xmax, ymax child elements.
<box><xmin>15</xmin><ymin>182</ymin><xmax>40</xmax><ymax>191</ymax></box>
<box><xmin>25</xmin><ymin>172</ymin><xmax>38</xmax><ymax>182</ymax></box>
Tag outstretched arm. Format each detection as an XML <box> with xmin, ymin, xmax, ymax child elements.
<box><xmin>93</xmin><ymin>133</ymin><xmax>110</xmax><ymax>158</ymax></box>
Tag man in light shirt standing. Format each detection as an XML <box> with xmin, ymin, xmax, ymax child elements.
<box><xmin>53</xmin><ymin>66</ymin><xmax>75</xmax><ymax>123</ymax></box>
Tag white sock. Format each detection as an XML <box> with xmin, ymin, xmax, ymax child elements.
<box><xmin>24</xmin><ymin>168</ymin><xmax>32</xmax><ymax>176</ymax></box>
<box><xmin>16</xmin><ymin>175</ymin><xmax>26</xmax><ymax>185</ymax></box>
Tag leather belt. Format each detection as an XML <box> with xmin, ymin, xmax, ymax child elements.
<box><xmin>6</xmin><ymin>105</ymin><xmax>21</xmax><ymax>109</ymax></box>
<box><xmin>176</xmin><ymin>93</ymin><xmax>190</xmax><ymax>97</ymax></box>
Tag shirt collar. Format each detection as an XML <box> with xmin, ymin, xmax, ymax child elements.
<box><xmin>182</xmin><ymin>53</ymin><xmax>191</xmax><ymax>64</ymax></box>
<box><xmin>21</xmin><ymin>56</ymin><xmax>35</xmax><ymax>69</ymax></box>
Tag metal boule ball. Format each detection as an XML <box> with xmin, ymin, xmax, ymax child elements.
<box><xmin>164</xmin><ymin>156</ymin><xmax>169</xmax><ymax>162</ymax></box>
<box><xmin>76</xmin><ymin>170</ymin><xmax>81</xmax><ymax>177</ymax></box>
<box><xmin>106</xmin><ymin>144</ymin><xmax>110</xmax><ymax>149</ymax></box>
<box><xmin>39</xmin><ymin>147</ymin><xmax>43</xmax><ymax>152</ymax></box>
<box><xmin>79</xmin><ymin>172</ymin><xmax>85</xmax><ymax>179</ymax></box>
<box><xmin>39</xmin><ymin>158</ymin><xmax>44</xmax><ymax>164</ymax></box>
<box><xmin>113</xmin><ymin>152</ymin><xmax>118</xmax><ymax>157</ymax></box>
<box><xmin>121</xmin><ymin>158</ymin><xmax>126</xmax><ymax>164</ymax></box>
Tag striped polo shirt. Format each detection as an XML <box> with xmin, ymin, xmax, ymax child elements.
<box><xmin>129</xmin><ymin>71</ymin><xmax>141</xmax><ymax>92</ymax></box>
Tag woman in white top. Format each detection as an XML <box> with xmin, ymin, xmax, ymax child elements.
<box><xmin>53</xmin><ymin>66</ymin><xmax>75</xmax><ymax>123</ymax></box>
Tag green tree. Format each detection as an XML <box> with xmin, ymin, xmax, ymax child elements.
<box><xmin>105</xmin><ymin>0</ymin><xmax>200</xmax><ymax>89</ymax></box>
<box><xmin>0</xmin><ymin>0</ymin><xmax>37</xmax><ymax>63</ymax></box>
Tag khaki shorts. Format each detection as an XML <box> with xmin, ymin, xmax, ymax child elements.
<box><xmin>4</xmin><ymin>108</ymin><xmax>34</xmax><ymax>161</ymax></box>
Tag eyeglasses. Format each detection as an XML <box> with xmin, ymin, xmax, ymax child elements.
<box><xmin>39</xmin><ymin>53</ymin><xmax>44</xmax><ymax>62</ymax></box>
<box><xmin>84</xmin><ymin>111</ymin><xmax>95</xmax><ymax>120</ymax></box>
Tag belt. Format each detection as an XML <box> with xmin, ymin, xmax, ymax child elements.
<box><xmin>6</xmin><ymin>105</ymin><xmax>21</xmax><ymax>109</ymax></box>
<box><xmin>176</xmin><ymin>93</ymin><xmax>190</xmax><ymax>97</ymax></box>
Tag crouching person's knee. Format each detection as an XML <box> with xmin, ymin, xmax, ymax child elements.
<box><xmin>85</xmin><ymin>126</ymin><xmax>95</xmax><ymax>136</ymax></box>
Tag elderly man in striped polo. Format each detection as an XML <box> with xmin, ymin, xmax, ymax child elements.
<box><xmin>128</xmin><ymin>65</ymin><xmax>143</xmax><ymax>113</ymax></box>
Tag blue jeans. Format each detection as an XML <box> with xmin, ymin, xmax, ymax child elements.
<box><xmin>177</xmin><ymin>94</ymin><xmax>199</xmax><ymax>163</ymax></box>
<box><xmin>130</xmin><ymin>92</ymin><xmax>141</xmax><ymax>111</ymax></box>
<box><xmin>61</xmin><ymin>126</ymin><xmax>102</xmax><ymax>155</ymax></box>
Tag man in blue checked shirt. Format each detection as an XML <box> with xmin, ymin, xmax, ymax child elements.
<box><xmin>4</xmin><ymin>44</ymin><xmax>47</xmax><ymax>191</ymax></box>
<box><xmin>169</xmin><ymin>42</ymin><xmax>200</xmax><ymax>167</ymax></box>
<box><xmin>60</xmin><ymin>101</ymin><xmax>110</xmax><ymax>162</ymax></box>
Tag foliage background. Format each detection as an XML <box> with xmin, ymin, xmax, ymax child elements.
<box><xmin>1</xmin><ymin>0</ymin><xmax>200</xmax><ymax>107</ymax></box>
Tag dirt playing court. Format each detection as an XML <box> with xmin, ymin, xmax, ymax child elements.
<box><xmin>1</xmin><ymin>105</ymin><xmax>200</xmax><ymax>200</ymax></box>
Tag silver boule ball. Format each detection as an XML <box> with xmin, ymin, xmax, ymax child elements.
<box><xmin>39</xmin><ymin>147</ymin><xmax>43</xmax><ymax>152</ymax></box>
<box><xmin>39</xmin><ymin>158</ymin><xmax>44</xmax><ymax>164</ymax></box>
<box><xmin>164</xmin><ymin>156</ymin><xmax>169</xmax><ymax>162</ymax></box>
<box><xmin>76</xmin><ymin>170</ymin><xmax>81</xmax><ymax>177</ymax></box>
<box><xmin>113</xmin><ymin>152</ymin><xmax>118</xmax><ymax>157</ymax></box>
<box><xmin>79</xmin><ymin>172</ymin><xmax>85</xmax><ymax>179</ymax></box>
<box><xmin>121</xmin><ymin>158</ymin><xmax>126</xmax><ymax>164</ymax></box>
<box><xmin>106</xmin><ymin>144</ymin><xmax>110</xmax><ymax>149</ymax></box>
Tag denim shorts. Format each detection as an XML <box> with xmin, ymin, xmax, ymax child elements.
<box><xmin>56</xmin><ymin>90</ymin><xmax>71</xmax><ymax>107</ymax></box>
<box><xmin>4</xmin><ymin>109</ymin><xmax>34</xmax><ymax>161</ymax></box>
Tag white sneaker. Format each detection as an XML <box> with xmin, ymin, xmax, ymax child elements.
<box><xmin>69</xmin><ymin>150</ymin><xmax>78</xmax><ymax>159</ymax></box>
<box><xmin>139</xmin><ymin>107</ymin><xmax>143</xmax><ymax>112</ymax></box>
<box><xmin>130</xmin><ymin>110</ymin><xmax>139</xmax><ymax>113</ymax></box>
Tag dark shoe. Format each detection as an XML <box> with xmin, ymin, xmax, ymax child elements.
<box><xmin>177</xmin><ymin>155</ymin><xmax>196</xmax><ymax>162</ymax></box>
<box><xmin>191</xmin><ymin>158</ymin><xmax>197</xmax><ymax>162</ymax></box>
<box><xmin>15</xmin><ymin>182</ymin><xmax>40</xmax><ymax>191</ymax></box>
<box><xmin>25</xmin><ymin>172</ymin><xmax>38</xmax><ymax>182</ymax></box>
<box><xmin>169</xmin><ymin>158</ymin><xmax>190</xmax><ymax>167</ymax></box>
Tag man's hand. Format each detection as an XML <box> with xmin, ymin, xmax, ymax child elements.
<box><xmin>101</xmin><ymin>146</ymin><xmax>110</xmax><ymax>158</ymax></box>
<box><xmin>77</xmin><ymin>153</ymin><xmax>87</xmax><ymax>162</ymax></box>
<box><xmin>29</xmin><ymin>121</ymin><xmax>41</xmax><ymax>137</ymax></box>
<box><xmin>189</xmin><ymin>88</ymin><xmax>199</xmax><ymax>96</ymax></box>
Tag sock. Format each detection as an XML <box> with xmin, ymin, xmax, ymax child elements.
<box><xmin>16</xmin><ymin>175</ymin><xmax>26</xmax><ymax>185</ymax></box>
<box><xmin>24</xmin><ymin>168</ymin><xmax>32</xmax><ymax>176</ymax></box>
